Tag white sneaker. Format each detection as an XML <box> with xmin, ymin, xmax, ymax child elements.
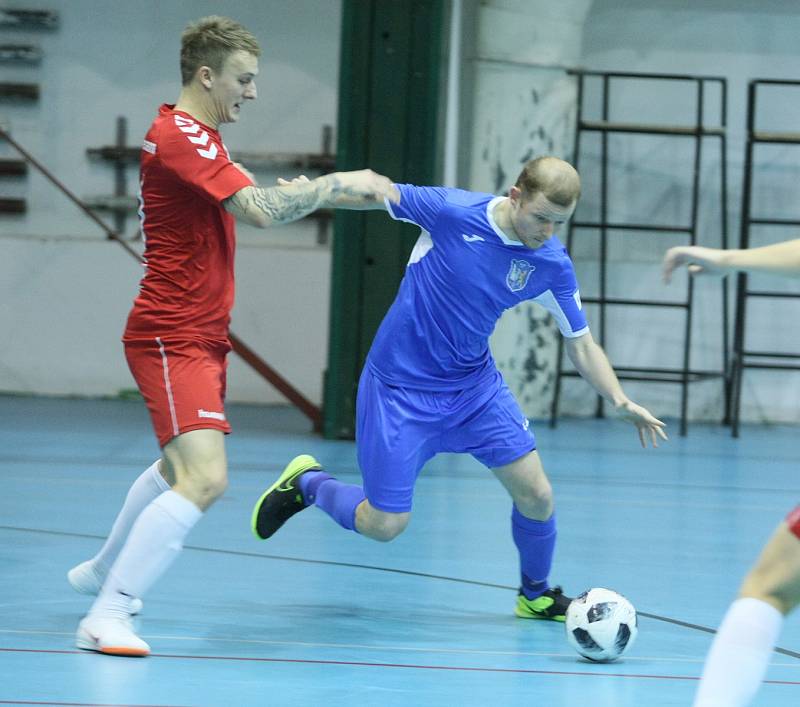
<box><xmin>76</xmin><ymin>614</ymin><xmax>150</xmax><ymax>656</ymax></box>
<box><xmin>67</xmin><ymin>560</ymin><xmax>144</xmax><ymax>615</ymax></box>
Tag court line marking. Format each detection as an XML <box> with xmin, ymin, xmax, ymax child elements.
<box><xmin>0</xmin><ymin>628</ymin><xmax>732</xmax><ymax>665</ymax></box>
<box><xmin>1</xmin><ymin>647</ymin><xmax>800</xmax><ymax>685</ymax></box>
<box><xmin>2</xmin><ymin>451</ymin><xmax>799</xmax><ymax>488</ymax></box>
<box><xmin>2</xmin><ymin>524</ymin><xmax>799</xmax><ymax>661</ymax></box>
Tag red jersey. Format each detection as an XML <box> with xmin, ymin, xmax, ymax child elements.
<box><xmin>124</xmin><ymin>104</ymin><xmax>253</xmax><ymax>342</ymax></box>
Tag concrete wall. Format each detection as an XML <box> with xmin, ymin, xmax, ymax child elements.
<box><xmin>572</xmin><ymin>0</ymin><xmax>800</xmax><ymax>423</ymax></box>
<box><xmin>475</xmin><ymin>0</ymin><xmax>800</xmax><ymax>424</ymax></box>
<box><xmin>3</xmin><ymin>0</ymin><xmax>800</xmax><ymax>426</ymax></box>
<box><xmin>0</xmin><ymin>0</ymin><xmax>341</xmax><ymax>405</ymax></box>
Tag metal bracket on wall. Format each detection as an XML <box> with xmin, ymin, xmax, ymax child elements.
<box><xmin>0</xmin><ymin>44</ymin><xmax>42</xmax><ymax>63</ymax></box>
<box><xmin>0</xmin><ymin>8</ymin><xmax>59</xmax><ymax>29</ymax></box>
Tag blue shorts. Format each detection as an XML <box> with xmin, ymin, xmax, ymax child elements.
<box><xmin>356</xmin><ymin>366</ymin><xmax>536</xmax><ymax>513</ymax></box>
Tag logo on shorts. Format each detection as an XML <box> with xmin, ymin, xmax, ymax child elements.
<box><xmin>198</xmin><ymin>409</ymin><xmax>226</xmax><ymax>421</ymax></box>
<box><xmin>506</xmin><ymin>259</ymin><xmax>535</xmax><ymax>292</ymax></box>
<box><xmin>522</xmin><ymin>417</ymin><xmax>530</xmax><ymax>431</ymax></box>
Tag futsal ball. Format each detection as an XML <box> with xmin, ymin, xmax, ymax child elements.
<box><xmin>565</xmin><ymin>587</ymin><xmax>638</xmax><ymax>662</ymax></box>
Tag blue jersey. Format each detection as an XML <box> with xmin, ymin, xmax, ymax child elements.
<box><xmin>367</xmin><ymin>185</ymin><xmax>589</xmax><ymax>390</ymax></box>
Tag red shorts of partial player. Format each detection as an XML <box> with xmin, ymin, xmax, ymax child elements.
<box><xmin>124</xmin><ymin>337</ymin><xmax>232</xmax><ymax>448</ymax></box>
<box><xmin>786</xmin><ymin>505</ymin><xmax>800</xmax><ymax>540</ymax></box>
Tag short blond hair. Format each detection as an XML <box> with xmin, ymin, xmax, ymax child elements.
<box><xmin>515</xmin><ymin>156</ymin><xmax>581</xmax><ymax>206</ymax></box>
<box><xmin>180</xmin><ymin>16</ymin><xmax>261</xmax><ymax>86</ymax></box>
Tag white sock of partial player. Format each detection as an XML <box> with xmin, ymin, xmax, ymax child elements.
<box><xmin>88</xmin><ymin>490</ymin><xmax>202</xmax><ymax>618</ymax></box>
<box><xmin>693</xmin><ymin>597</ymin><xmax>783</xmax><ymax>707</ymax></box>
<box><xmin>91</xmin><ymin>460</ymin><xmax>170</xmax><ymax>576</ymax></box>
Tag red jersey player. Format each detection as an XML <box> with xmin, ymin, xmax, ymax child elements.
<box><xmin>68</xmin><ymin>15</ymin><xmax>398</xmax><ymax>656</ymax></box>
<box><xmin>663</xmin><ymin>241</ymin><xmax>800</xmax><ymax>707</ymax></box>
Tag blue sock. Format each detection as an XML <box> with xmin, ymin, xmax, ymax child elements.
<box><xmin>512</xmin><ymin>505</ymin><xmax>556</xmax><ymax>600</ymax></box>
<box><xmin>298</xmin><ymin>471</ymin><xmax>365</xmax><ymax>532</ymax></box>
<box><xmin>299</xmin><ymin>471</ymin><xmax>332</xmax><ymax>504</ymax></box>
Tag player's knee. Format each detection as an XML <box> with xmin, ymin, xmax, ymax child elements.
<box><xmin>177</xmin><ymin>466</ymin><xmax>228</xmax><ymax>509</ymax></box>
<box><xmin>513</xmin><ymin>478</ymin><xmax>553</xmax><ymax>519</ymax></box>
<box><xmin>202</xmin><ymin>471</ymin><xmax>229</xmax><ymax>502</ymax></box>
<box><xmin>369</xmin><ymin>513</ymin><xmax>409</xmax><ymax>542</ymax></box>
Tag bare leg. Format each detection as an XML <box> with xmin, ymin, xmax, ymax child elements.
<box><xmin>355</xmin><ymin>500</ymin><xmax>410</xmax><ymax>542</ymax></box>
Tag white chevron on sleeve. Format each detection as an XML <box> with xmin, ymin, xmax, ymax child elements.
<box><xmin>187</xmin><ymin>132</ymin><xmax>209</xmax><ymax>146</ymax></box>
<box><xmin>179</xmin><ymin>123</ymin><xmax>202</xmax><ymax>134</ymax></box>
<box><xmin>196</xmin><ymin>144</ymin><xmax>218</xmax><ymax>160</ymax></box>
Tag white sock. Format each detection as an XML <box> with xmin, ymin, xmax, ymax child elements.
<box><xmin>693</xmin><ymin>597</ymin><xmax>784</xmax><ymax>707</ymax></box>
<box><xmin>91</xmin><ymin>460</ymin><xmax>170</xmax><ymax>575</ymax></box>
<box><xmin>90</xmin><ymin>490</ymin><xmax>202</xmax><ymax>618</ymax></box>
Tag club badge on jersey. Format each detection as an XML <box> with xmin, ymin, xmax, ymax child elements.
<box><xmin>506</xmin><ymin>259</ymin><xmax>536</xmax><ymax>292</ymax></box>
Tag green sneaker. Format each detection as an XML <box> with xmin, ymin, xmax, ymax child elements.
<box><xmin>515</xmin><ymin>586</ymin><xmax>572</xmax><ymax>622</ymax></box>
<box><xmin>251</xmin><ymin>454</ymin><xmax>322</xmax><ymax>540</ymax></box>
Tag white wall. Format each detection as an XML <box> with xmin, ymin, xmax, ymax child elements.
<box><xmin>4</xmin><ymin>0</ymin><xmax>800</xmax><ymax>426</ymax></box>
<box><xmin>472</xmin><ymin>0</ymin><xmax>800</xmax><ymax>425</ymax></box>
<box><xmin>0</xmin><ymin>0</ymin><xmax>341</xmax><ymax>405</ymax></box>
<box><xmin>572</xmin><ymin>0</ymin><xmax>800</xmax><ymax>423</ymax></box>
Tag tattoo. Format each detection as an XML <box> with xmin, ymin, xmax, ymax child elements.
<box><xmin>228</xmin><ymin>179</ymin><xmax>330</xmax><ymax>226</ymax></box>
<box><xmin>226</xmin><ymin>173</ymin><xmax>383</xmax><ymax>226</ymax></box>
<box><xmin>326</xmin><ymin>174</ymin><xmax>380</xmax><ymax>206</ymax></box>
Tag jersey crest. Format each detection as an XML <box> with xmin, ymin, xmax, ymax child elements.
<box><xmin>506</xmin><ymin>259</ymin><xmax>535</xmax><ymax>292</ymax></box>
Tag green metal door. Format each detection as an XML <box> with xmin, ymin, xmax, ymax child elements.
<box><xmin>323</xmin><ymin>0</ymin><xmax>445</xmax><ymax>438</ymax></box>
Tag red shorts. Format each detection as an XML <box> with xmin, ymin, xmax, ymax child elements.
<box><xmin>124</xmin><ymin>337</ymin><xmax>232</xmax><ymax>448</ymax></box>
<box><xmin>786</xmin><ymin>506</ymin><xmax>800</xmax><ymax>540</ymax></box>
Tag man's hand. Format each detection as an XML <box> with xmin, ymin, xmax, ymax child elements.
<box><xmin>278</xmin><ymin>169</ymin><xmax>399</xmax><ymax>208</ymax></box>
<box><xmin>277</xmin><ymin>175</ymin><xmax>311</xmax><ymax>187</ymax></box>
<box><xmin>615</xmin><ymin>400</ymin><xmax>669</xmax><ymax>448</ymax></box>
<box><xmin>663</xmin><ymin>246</ymin><xmax>727</xmax><ymax>284</ymax></box>
<box><xmin>326</xmin><ymin>169</ymin><xmax>400</xmax><ymax>206</ymax></box>
<box><xmin>224</xmin><ymin>168</ymin><xmax>398</xmax><ymax>227</ymax></box>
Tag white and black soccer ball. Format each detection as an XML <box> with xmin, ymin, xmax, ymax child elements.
<box><xmin>565</xmin><ymin>587</ymin><xmax>638</xmax><ymax>662</ymax></box>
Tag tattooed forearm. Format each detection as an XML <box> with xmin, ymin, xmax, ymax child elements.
<box><xmin>323</xmin><ymin>174</ymin><xmax>382</xmax><ymax>207</ymax></box>
<box><xmin>228</xmin><ymin>180</ymin><xmax>330</xmax><ymax>226</ymax></box>
<box><xmin>224</xmin><ymin>170</ymin><xmax>393</xmax><ymax>227</ymax></box>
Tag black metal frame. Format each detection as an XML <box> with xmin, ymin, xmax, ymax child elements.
<box><xmin>730</xmin><ymin>79</ymin><xmax>800</xmax><ymax>437</ymax></box>
<box><xmin>551</xmin><ymin>70</ymin><xmax>730</xmax><ymax>436</ymax></box>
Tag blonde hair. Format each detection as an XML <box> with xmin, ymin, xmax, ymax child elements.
<box><xmin>514</xmin><ymin>156</ymin><xmax>581</xmax><ymax>206</ymax></box>
<box><xmin>180</xmin><ymin>16</ymin><xmax>261</xmax><ymax>86</ymax></box>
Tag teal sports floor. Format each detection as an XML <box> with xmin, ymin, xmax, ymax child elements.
<box><xmin>1</xmin><ymin>395</ymin><xmax>798</xmax><ymax>706</ymax></box>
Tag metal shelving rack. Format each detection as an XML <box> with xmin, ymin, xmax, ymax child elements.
<box><xmin>729</xmin><ymin>79</ymin><xmax>800</xmax><ymax>437</ymax></box>
<box><xmin>550</xmin><ymin>70</ymin><xmax>730</xmax><ymax>436</ymax></box>
<box><xmin>0</xmin><ymin>8</ymin><xmax>57</xmax><ymax>214</ymax></box>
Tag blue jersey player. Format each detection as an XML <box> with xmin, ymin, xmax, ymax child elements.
<box><xmin>252</xmin><ymin>157</ymin><xmax>667</xmax><ymax>620</ymax></box>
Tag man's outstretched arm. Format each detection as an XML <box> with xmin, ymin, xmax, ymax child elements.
<box><xmin>663</xmin><ymin>239</ymin><xmax>800</xmax><ymax>283</ymax></box>
<box><xmin>224</xmin><ymin>169</ymin><xmax>398</xmax><ymax>228</ymax></box>
<box><xmin>564</xmin><ymin>331</ymin><xmax>668</xmax><ymax>448</ymax></box>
